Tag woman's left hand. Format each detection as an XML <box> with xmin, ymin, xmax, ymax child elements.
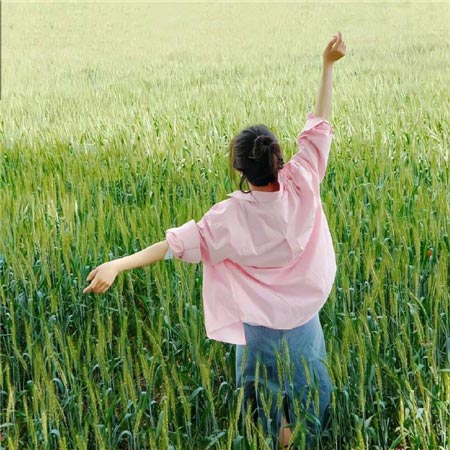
<box><xmin>323</xmin><ymin>31</ymin><xmax>346</xmax><ymax>64</ymax></box>
<box><xmin>83</xmin><ymin>261</ymin><xmax>119</xmax><ymax>294</ymax></box>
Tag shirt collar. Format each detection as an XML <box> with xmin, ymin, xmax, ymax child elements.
<box><xmin>227</xmin><ymin>179</ymin><xmax>285</xmax><ymax>203</ymax></box>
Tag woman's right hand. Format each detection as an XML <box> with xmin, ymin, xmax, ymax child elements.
<box><xmin>323</xmin><ymin>31</ymin><xmax>346</xmax><ymax>64</ymax></box>
<box><xmin>83</xmin><ymin>261</ymin><xmax>119</xmax><ymax>294</ymax></box>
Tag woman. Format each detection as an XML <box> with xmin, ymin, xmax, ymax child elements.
<box><xmin>84</xmin><ymin>32</ymin><xmax>347</xmax><ymax>449</ymax></box>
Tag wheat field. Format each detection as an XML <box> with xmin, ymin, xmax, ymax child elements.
<box><xmin>0</xmin><ymin>2</ymin><xmax>449</xmax><ymax>449</ymax></box>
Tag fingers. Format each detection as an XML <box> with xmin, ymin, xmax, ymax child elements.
<box><xmin>327</xmin><ymin>37</ymin><xmax>337</xmax><ymax>49</ymax></box>
<box><xmin>87</xmin><ymin>272</ymin><xmax>99</xmax><ymax>292</ymax></box>
<box><xmin>83</xmin><ymin>281</ymin><xmax>109</xmax><ymax>294</ymax></box>
<box><xmin>83</xmin><ymin>283</ymin><xmax>92</xmax><ymax>294</ymax></box>
<box><xmin>84</xmin><ymin>265</ymin><xmax>103</xmax><ymax>293</ymax></box>
<box><xmin>83</xmin><ymin>275</ymin><xmax>110</xmax><ymax>294</ymax></box>
<box><xmin>97</xmin><ymin>283</ymin><xmax>110</xmax><ymax>293</ymax></box>
<box><xmin>83</xmin><ymin>278</ymin><xmax>98</xmax><ymax>294</ymax></box>
<box><xmin>86</xmin><ymin>267</ymin><xmax>98</xmax><ymax>281</ymax></box>
<box><xmin>328</xmin><ymin>32</ymin><xmax>342</xmax><ymax>49</ymax></box>
<box><xmin>332</xmin><ymin>32</ymin><xmax>342</xmax><ymax>44</ymax></box>
<box><xmin>333</xmin><ymin>31</ymin><xmax>346</xmax><ymax>53</ymax></box>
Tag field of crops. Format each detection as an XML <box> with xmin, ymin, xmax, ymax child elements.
<box><xmin>1</xmin><ymin>2</ymin><xmax>449</xmax><ymax>449</ymax></box>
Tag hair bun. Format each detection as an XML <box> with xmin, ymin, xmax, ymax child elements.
<box><xmin>250</xmin><ymin>135</ymin><xmax>274</xmax><ymax>161</ymax></box>
<box><xmin>254</xmin><ymin>135</ymin><xmax>273</xmax><ymax>147</ymax></box>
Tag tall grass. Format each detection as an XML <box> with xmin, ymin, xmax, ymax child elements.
<box><xmin>1</xmin><ymin>2</ymin><xmax>449</xmax><ymax>449</ymax></box>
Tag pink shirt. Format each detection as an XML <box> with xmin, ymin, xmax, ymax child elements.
<box><xmin>165</xmin><ymin>112</ymin><xmax>336</xmax><ymax>345</ymax></box>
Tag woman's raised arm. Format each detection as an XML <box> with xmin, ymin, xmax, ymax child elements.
<box><xmin>315</xmin><ymin>31</ymin><xmax>346</xmax><ymax>121</ymax></box>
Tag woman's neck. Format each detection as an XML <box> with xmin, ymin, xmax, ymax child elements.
<box><xmin>249</xmin><ymin>181</ymin><xmax>280</xmax><ymax>192</ymax></box>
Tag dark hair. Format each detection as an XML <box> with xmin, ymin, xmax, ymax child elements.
<box><xmin>229</xmin><ymin>124</ymin><xmax>284</xmax><ymax>194</ymax></box>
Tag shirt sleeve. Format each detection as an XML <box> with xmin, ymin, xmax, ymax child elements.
<box><xmin>165</xmin><ymin>219</ymin><xmax>200</xmax><ymax>263</ymax></box>
<box><xmin>291</xmin><ymin>112</ymin><xmax>334</xmax><ymax>183</ymax></box>
<box><xmin>165</xmin><ymin>200</ymin><xmax>230</xmax><ymax>265</ymax></box>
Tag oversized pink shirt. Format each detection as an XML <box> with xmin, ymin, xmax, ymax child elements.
<box><xmin>165</xmin><ymin>112</ymin><xmax>336</xmax><ymax>345</ymax></box>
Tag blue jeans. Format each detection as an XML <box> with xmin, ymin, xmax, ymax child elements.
<box><xmin>236</xmin><ymin>313</ymin><xmax>333</xmax><ymax>449</ymax></box>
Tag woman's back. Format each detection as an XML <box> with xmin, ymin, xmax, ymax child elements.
<box><xmin>165</xmin><ymin>112</ymin><xmax>337</xmax><ymax>345</ymax></box>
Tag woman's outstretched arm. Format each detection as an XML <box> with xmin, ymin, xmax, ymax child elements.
<box><xmin>83</xmin><ymin>240</ymin><xmax>171</xmax><ymax>294</ymax></box>
<box><xmin>315</xmin><ymin>31</ymin><xmax>346</xmax><ymax>121</ymax></box>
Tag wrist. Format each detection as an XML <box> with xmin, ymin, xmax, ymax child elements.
<box><xmin>111</xmin><ymin>259</ymin><xmax>124</xmax><ymax>273</ymax></box>
<box><xmin>322</xmin><ymin>59</ymin><xmax>334</xmax><ymax>69</ymax></box>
